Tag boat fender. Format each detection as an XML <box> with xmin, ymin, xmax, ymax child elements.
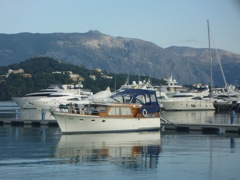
<box><xmin>142</xmin><ymin>109</ymin><xmax>147</xmax><ymax>117</ymax></box>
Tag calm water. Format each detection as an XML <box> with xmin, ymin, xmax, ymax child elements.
<box><xmin>0</xmin><ymin>126</ymin><xmax>239</xmax><ymax>180</ymax></box>
<box><xmin>0</xmin><ymin>103</ymin><xmax>240</xmax><ymax>180</ymax></box>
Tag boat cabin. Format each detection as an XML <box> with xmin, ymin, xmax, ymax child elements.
<box><xmin>60</xmin><ymin>89</ymin><xmax>161</xmax><ymax>118</ymax></box>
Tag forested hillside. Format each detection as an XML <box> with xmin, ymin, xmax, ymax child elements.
<box><xmin>0</xmin><ymin>57</ymin><xmax>164</xmax><ymax>100</ymax></box>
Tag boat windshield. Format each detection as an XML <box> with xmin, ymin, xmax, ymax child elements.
<box><xmin>107</xmin><ymin>89</ymin><xmax>158</xmax><ymax>105</ymax></box>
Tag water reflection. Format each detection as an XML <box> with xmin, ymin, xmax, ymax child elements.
<box><xmin>230</xmin><ymin>137</ymin><xmax>236</xmax><ymax>149</ymax></box>
<box><xmin>161</xmin><ymin>110</ymin><xmax>235</xmax><ymax>124</ymax></box>
<box><xmin>55</xmin><ymin>132</ymin><xmax>161</xmax><ymax>169</ymax></box>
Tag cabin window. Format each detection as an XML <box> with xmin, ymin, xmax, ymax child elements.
<box><xmin>192</xmin><ymin>97</ymin><xmax>202</xmax><ymax>100</ymax></box>
<box><xmin>124</xmin><ymin>96</ymin><xmax>132</xmax><ymax>103</ymax></box>
<box><xmin>98</xmin><ymin>106</ymin><xmax>107</xmax><ymax>112</ymax></box>
<box><xmin>145</xmin><ymin>93</ymin><xmax>151</xmax><ymax>103</ymax></box>
<box><xmin>121</xmin><ymin>107</ymin><xmax>132</xmax><ymax>115</ymax></box>
<box><xmin>150</xmin><ymin>94</ymin><xmax>157</xmax><ymax>102</ymax></box>
<box><xmin>109</xmin><ymin>107</ymin><xmax>120</xmax><ymax>115</ymax></box>
<box><xmin>81</xmin><ymin>97</ymin><xmax>88</xmax><ymax>101</ymax></box>
<box><xmin>108</xmin><ymin>107</ymin><xmax>132</xmax><ymax>116</ymax></box>
<box><xmin>135</xmin><ymin>95</ymin><xmax>145</xmax><ymax>104</ymax></box>
<box><xmin>67</xmin><ymin>98</ymin><xmax>79</xmax><ymax>101</ymax></box>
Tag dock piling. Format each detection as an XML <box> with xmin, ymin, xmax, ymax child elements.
<box><xmin>230</xmin><ymin>110</ymin><xmax>235</xmax><ymax>124</ymax></box>
<box><xmin>41</xmin><ymin>109</ymin><xmax>46</xmax><ymax>120</ymax></box>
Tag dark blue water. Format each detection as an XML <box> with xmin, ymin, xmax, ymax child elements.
<box><xmin>0</xmin><ymin>126</ymin><xmax>239</xmax><ymax>180</ymax></box>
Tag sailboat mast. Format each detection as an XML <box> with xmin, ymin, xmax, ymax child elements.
<box><xmin>207</xmin><ymin>20</ymin><xmax>213</xmax><ymax>97</ymax></box>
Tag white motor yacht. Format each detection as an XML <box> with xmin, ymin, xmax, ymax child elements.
<box><xmin>29</xmin><ymin>92</ymin><xmax>90</xmax><ymax>111</ymax></box>
<box><xmin>160</xmin><ymin>88</ymin><xmax>215</xmax><ymax>111</ymax></box>
<box><xmin>12</xmin><ymin>83</ymin><xmax>93</xmax><ymax>109</ymax></box>
<box><xmin>30</xmin><ymin>87</ymin><xmax>112</xmax><ymax>111</ymax></box>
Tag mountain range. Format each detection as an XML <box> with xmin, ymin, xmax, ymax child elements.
<box><xmin>0</xmin><ymin>30</ymin><xmax>240</xmax><ymax>86</ymax></box>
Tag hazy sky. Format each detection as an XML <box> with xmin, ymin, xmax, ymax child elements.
<box><xmin>0</xmin><ymin>0</ymin><xmax>240</xmax><ymax>54</ymax></box>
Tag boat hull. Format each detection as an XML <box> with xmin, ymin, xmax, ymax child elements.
<box><xmin>12</xmin><ymin>97</ymin><xmax>37</xmax><ymax>109</ymax></box>
<box><xmin>53</xmin><ymin>112</ymin><xmax>161</xmax><ymax>134</ymax></box>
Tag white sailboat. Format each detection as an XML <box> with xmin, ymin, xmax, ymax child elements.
<box><xmin>207</xmin><ymin>20</ymin><xmax>240</xmax><ymax>104</ymax></box>
<box><xmin>159</xmin><ymin>20</ymin><xmax>220</xmax><ymax>111</ymax></box>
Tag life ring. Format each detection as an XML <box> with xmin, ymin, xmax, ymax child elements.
<box><xmin>142</xmin><ymin>109</ymin><xmax>147</xmax><ymax>117</ymax></box>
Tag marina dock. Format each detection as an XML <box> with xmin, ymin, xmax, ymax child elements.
<box><xmin>0</xmin><ymin>118</ymin><xmax>58</xmax><ymax>127</ymax></box>
<box><xmin>161</xmin><ymin>122</ymin><xmax>240</xmax><ymax>134</ymax></box>
<box><xmin>214</xmin><ymin>102</ymin><xmax>240</xmax><ymax>113</ymax></box>
<box><xmin>0</xmin><ymin>118</ymin><xmax>239</xmax><ymax>134</ymax></box>
<box><xmin>1</xmin><ymin>101</ymin><xmax>240</xmax><ymax>134</ymax></box>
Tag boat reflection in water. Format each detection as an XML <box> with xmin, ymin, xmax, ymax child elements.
<box><xmin>55</xmin><ymin>132</ymin><xmax>161</xmax><ymax>169</ymax></box>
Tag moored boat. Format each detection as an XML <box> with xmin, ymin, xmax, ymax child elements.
<box><xmin>160</xmin><ymin>86</ymin><xmax>215</xmax><ymax>111</ymax></box>
<box><xmin>52</xmin><ymin>89</ymin><xmax>161</xmax><ymax>134</ymax></box>
<box><xmin>29</xmin><ymin>92</ymin><xmax>90</xmax><ymax>111</ymax></box>
<box><xmin>12</xmin><ymin>83</ymin><xmax>93</xmax><ymax>109</ymax></box>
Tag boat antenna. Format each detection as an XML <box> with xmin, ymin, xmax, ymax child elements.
<box><xmin>207</xmin><ymin>20</ymin><xmax>213</xmax><ymax>97</ymax></box>
<box><xmin>138</xmin><ymin>73</ymin><xmax>140</xmax><ymax>84</ymax></box>
<box><xmin>114</xmin><ymin>74</ymin><xmax>117</xmax><ymax>91</ymax></box>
